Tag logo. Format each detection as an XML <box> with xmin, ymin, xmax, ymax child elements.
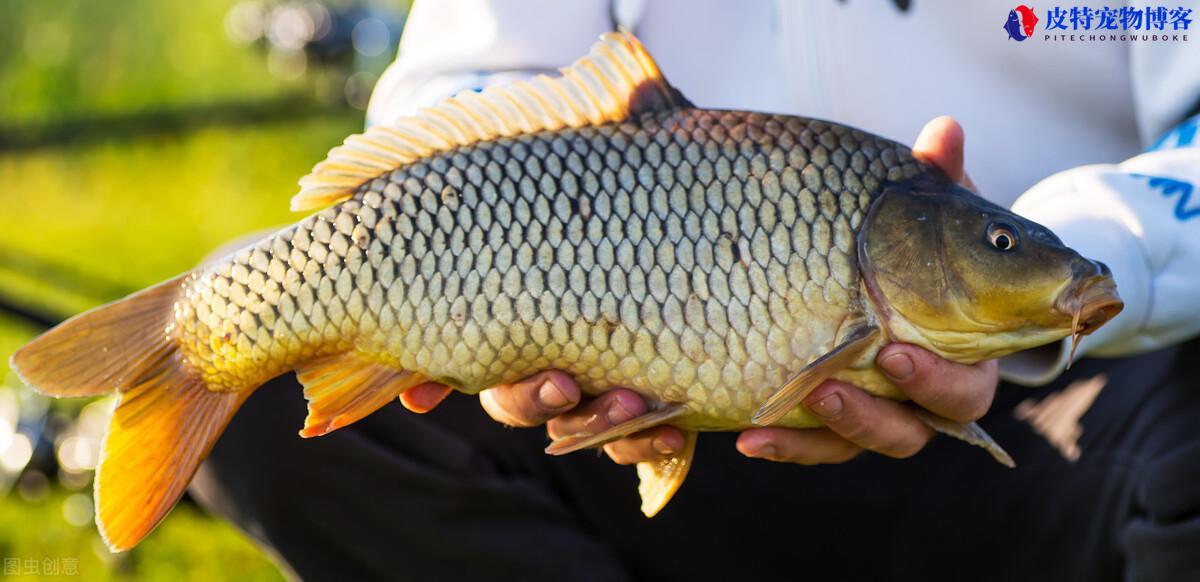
<box><xmin>1005</xmin><ymin>6</ymin><xmax>1192</xmax><ymax>42</ymax></box>
<box><xmin>1004</xmin><ymin>5</ymin><xmax>1040</xmax><ymax>41</ymax></box>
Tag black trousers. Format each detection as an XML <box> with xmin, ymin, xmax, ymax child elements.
<box><xmin>190</xmin><ymin>341</ymin><xmax>1200</xmax><ymax>582</ymax></box>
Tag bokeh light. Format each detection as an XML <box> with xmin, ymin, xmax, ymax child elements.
<box><xmin>344</xmin><ymin>71</ymin><xmax>377</xmax><ymax>110</ymax></box>
<box><xmin>267</xmin><ymin>3</ymin><xmax>315</xmax><ymax>50</ymax></box>
<box><xmin>17</xmin><ymin>470</ymin><xmax>48</xmax><ymax>503</ymax></box>
<box><xmin>352</xmin><ymin>17</ymin><xmax>390</xmax><ymax>57</ymax></box>
<box><xmin>225</xmin><ymin>1</ymin><xmax>268</xmax><ymax>45</ymax></box>
<box><xmin>1</xmin><ymin>433</ymin><xmax>32</xmax><ymax>474</ymax></box>
<box><xmin>62</xmin><ymin>492</ymin><xmax>94</xmax><ymax>527</ymax></box>
<box><xmin>221</xmin><ymin>0</ymin><xmax>401</xmax><ymax>93</ymax></box>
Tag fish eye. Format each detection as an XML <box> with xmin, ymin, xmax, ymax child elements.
<box><xmin>987</xmin><ymin>223</ymin><xmax>1019</xmax><ymax>251</ymax></box>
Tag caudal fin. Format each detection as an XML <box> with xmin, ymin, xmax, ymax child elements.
<box><xmin>9</xmin><ymin>275</ymin><xmax>252</xmax><ymax>551</ymax></box>
<box><xmin>10</xmin><ymin>277</ymin><xmax>186</xmax><ymax>397</ymax></box>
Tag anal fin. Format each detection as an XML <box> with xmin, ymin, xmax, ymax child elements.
<box><xmin>638</xmin><ymin>430</ymin><xmax>697</xmax><ymax>517</ymax></box>
<box><xmin>295</xmin><ymin>352</ymin><xmax>426</xmax><ymax>438</ymax></box>
<box><xmin>544</xmin><ymin>404</ymin><xmax>688</xmax><ymax>456</ymax></box>
<box><xmin>914</xmin><ymin>408</ymin><xmax>1016</xmax><ymax>468</ymax></box>
<box><xmin>752</xmin><ymin>324</ymin><xmax>880</xmax><ymax>426</ymax></box>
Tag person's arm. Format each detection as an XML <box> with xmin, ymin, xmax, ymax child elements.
<box><xmin>366</xmin><ymin>0</ymin><xmax>612</xmax><ymax>127</ymax></box>
<box><xmin>1001</xmin><ymin>128</ymin><xmax>1200</xmax><ymax>384</ymax></box>
<box><xmin>1001</xmin><ymin>31</ymin><xmax>1200</xmax><ymax>385</ymax></box>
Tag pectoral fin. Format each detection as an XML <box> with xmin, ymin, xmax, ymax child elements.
<box><xmin>914</xmin><ymin>408</ymin><xmax>1015</xmax><ymax>468</ymax></box>
<box><xmin>638</xmin><ymin>430</ymin><xmax>697</xmax><ymax>517</ymax></box>
<box><xmin>752</xmin><ymin>324</ymin><xmax>880</xmax><ymax>426</ymax></box>
<box><xmin>545</xmin><ymin>404</ymin><xmax>688</xmax><ymax>455</ymax></box>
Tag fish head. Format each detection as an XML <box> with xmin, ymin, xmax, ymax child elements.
<box><xmin>857</xmin><ymin>173</ymin><xmax>1123</xmax><ymax>363</ymax></box>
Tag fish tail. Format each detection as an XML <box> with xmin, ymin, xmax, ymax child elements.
<box><xmin>10</xmin><ymin>275</ymin><xmax>253</xmax><ymax>551</ymax></box>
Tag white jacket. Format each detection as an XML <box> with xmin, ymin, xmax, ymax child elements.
<box><xmin>368</xmin><ymin>0</ymin><xmax>1200</xmax><ymax>385</ymax></box>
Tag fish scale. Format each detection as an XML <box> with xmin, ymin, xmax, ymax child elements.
<box><xmin>174</xmin><ymin>109</ymin><xmax>922</xmax><ymax>429</ymax></box>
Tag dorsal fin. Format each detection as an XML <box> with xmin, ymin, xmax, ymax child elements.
<box><xmin>292</xmin><ymin>32</ymin><xmax>690</xmax><ymax>211</ymax></box>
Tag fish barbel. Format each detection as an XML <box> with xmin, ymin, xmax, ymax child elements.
<box><xmin>10</xmin><ymin>33</ymin><xmax>1122</xmax><ymax>551</ymax></box>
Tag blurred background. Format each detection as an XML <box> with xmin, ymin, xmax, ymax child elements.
<box><xmin>0</xmin><ymin>0</ymin><xmax>408</xmax><ymax>578</ymax></box>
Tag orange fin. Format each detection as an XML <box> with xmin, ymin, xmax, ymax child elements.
<box><xmin>295</xmin><ymin>352</ymin><xmax>425</xmax><ymax>438</ymax></box>
<box><xmin>9</xmin><ymin>275</ymin><xmax>187</xmax><ymax>397</ymax></box>
<box><xmin>752</xmin><ymin>324</ymin><xmax>880</xmax><ymax>426</ymax></box>
<box><xmin>545</xmin><ymin>404</ymin><xmax>688</xmax><ymax>455</ymax></box>
<box><xmin>637</xmin><ymin>430</ymin><xmax>697</xmax><ymax>517</ymax></box>
<box><xmin>97</xmin><ymin>371</ymin><xmax>248</xmax><ymax>551</ymax></box>
<box><xmin>913</xmin><ymin>408</ymin><xmax>1016</xmax><ymax>468</ymax></box>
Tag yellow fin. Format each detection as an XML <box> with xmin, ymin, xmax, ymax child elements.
<box><xmin>544</xmin><ymin>404</ymin><xmax>688</xmax><ymax>455</ymax></box>
<box><xmin>292</xmin><ymin>31</ymin><xmax>690</xmax><ymax>211</ymax></box>
<box><xmin>10</xmin><ymin>275</ymin><xmax>188</xmax><ymax>397</ymax></box>
<box><xmin>752</xmin><ymin>324</ymin><xmax>881</xmax><ymax>426</ymax></box>
<box><xmin>638</xmin><ymin>430</ymin><xmax>697</xmax><ymax>517</ymax></box>
<box><xmin>295</xmin><ymin>352</ymin><xmax>426</xmax><ymax>438</ymax></box>
<box><xmin>96</xmin><ymin>365</ymin><xmax>249</xmax><ymax>552</ymax></box>
<box><xmin>913</xmin><ymin>408</ymin><xmax>1016</xmax><ymax>468</ymax></box>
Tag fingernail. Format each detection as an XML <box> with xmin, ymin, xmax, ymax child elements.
<box><xmin>880</xmin><ymin>352</ymin><xmax>915</xmax><ymax>382</ymax></box>
<box><xmin>748</xmin><ymin>444</ymin><xmax>777</xmax><ymax>459</ymax></box>
<box><xmin>607</xmin><ymin>399</ymin><xmax>636</xmax><ymax>424</ymax></box>
<box><xmin>537</xmin><ymin>382</ymin><xmax>571</xmax><ymax>410</ymax></box>
<box><xmin>652</xmin><ymin>438</ymin><xmax>676</xmax><ymax>456</ymax></box>
<box><xmin>808</xmin><ymin>393</ymin><xmax>844</xmax><ymax>420</ymax></box>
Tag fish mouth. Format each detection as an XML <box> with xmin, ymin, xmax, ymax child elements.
<box><xmin>1053</xmin><ymin>263</ymin><xmax>1124</xmax><ymax>365</ymax></box>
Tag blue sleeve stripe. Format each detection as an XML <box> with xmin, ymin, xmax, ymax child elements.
<box><xmin>1130</xmin><ymin>173</ymin><xmax>1200</xmax><ymax>221</ymax></box>
<box><xmin>1147</xmin><ymin>115</ymin><xmax>1199</xmax><ymax>152</ymax></box>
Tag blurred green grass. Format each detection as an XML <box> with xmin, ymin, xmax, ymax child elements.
<box><xmin>0</xmin><ymin>0</ymin><xmax>295</xmax><ymax>126</ymax></box>
<box><xmin>0</xmin><ymin>116</ymin><xmax>360</xmax><ymax>318</ymax></box>
<box><xmin>0</xmin><ymin>488</ymin><xmax>283</xmax><ymax>581</ymax></box>
<box><xmin>0</xmin><ymin>0</ymin><xmax>386</xmax><ymax>578</ymax></box>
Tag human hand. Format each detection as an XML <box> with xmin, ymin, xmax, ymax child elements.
<box><xmin>401</xmin><ymin>369</ymin><xmax>687</xmax><ymax>460</ymax></box>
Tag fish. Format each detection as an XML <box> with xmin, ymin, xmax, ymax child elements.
<box><xmin>9</xmin><ymin>32</ymin><xmax>1122</xmax><ymax>551</ymax></box>
<box><xmin>1004</xmin><ymin>5</ymin><xmax>1039</xmax><ymax>41</ymax></box>
<box><xmin>1017</xmin><ymin>5</ymin><xmax>1040</xmax><ymax>37</ymax></box>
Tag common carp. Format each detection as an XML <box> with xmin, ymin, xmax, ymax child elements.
<box><xmin>10</xmin><ymin>32</ymin><xmax>1122</xmax><ymax>551</ymax></box>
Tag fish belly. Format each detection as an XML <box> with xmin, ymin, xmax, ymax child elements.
<box><xmin>176</xmin><ymin>109</ymin><xmax>923</xmax><ymax>430</ymax></box>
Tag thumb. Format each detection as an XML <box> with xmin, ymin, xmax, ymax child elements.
<box><xmin>913</xmin><ymin>116</ymin><xmax>976</xmax><ymax>190</ymax></box>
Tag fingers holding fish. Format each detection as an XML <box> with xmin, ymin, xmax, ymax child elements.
<box><xmin>736</xmin><ymin>428</ymin><xmax>862</xmax><ymax>465</ymax></box>
<box><xmin>478</xmin><ymin>371</ymin><xmax>581</xmax><ymax>428</ymax></box>
<box><xmin>602</xmin><ymin>427</ymin><xmax>687</xmax><ymax>465</ymax></box>
<box><xmin>399</xmin><ymin>383</ymin><xmax>454</xmax><ymax>413</ymax></box>
<box><xmin>544</xmin><ymin>390</ymin><xmax>688</xmax><ymax>463</ymax></box>
<box><xmin>802</xmin><ymin>380</ymin><xmax>936</xmax><ymax>459</ymax></box>
<box><xmin>545</xmin><ymin>389</ymin><xmax>646</xmax><ymax>440</ymax></box>
<box><xmin>877</xmin><ymin>345</ymin><xmax>998</xmax><ymax>423</ymax></box>
<box><xmin>912</xmin><ymin>115</ymin><xmax>978</xmax><ymax>190</ymax></box>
